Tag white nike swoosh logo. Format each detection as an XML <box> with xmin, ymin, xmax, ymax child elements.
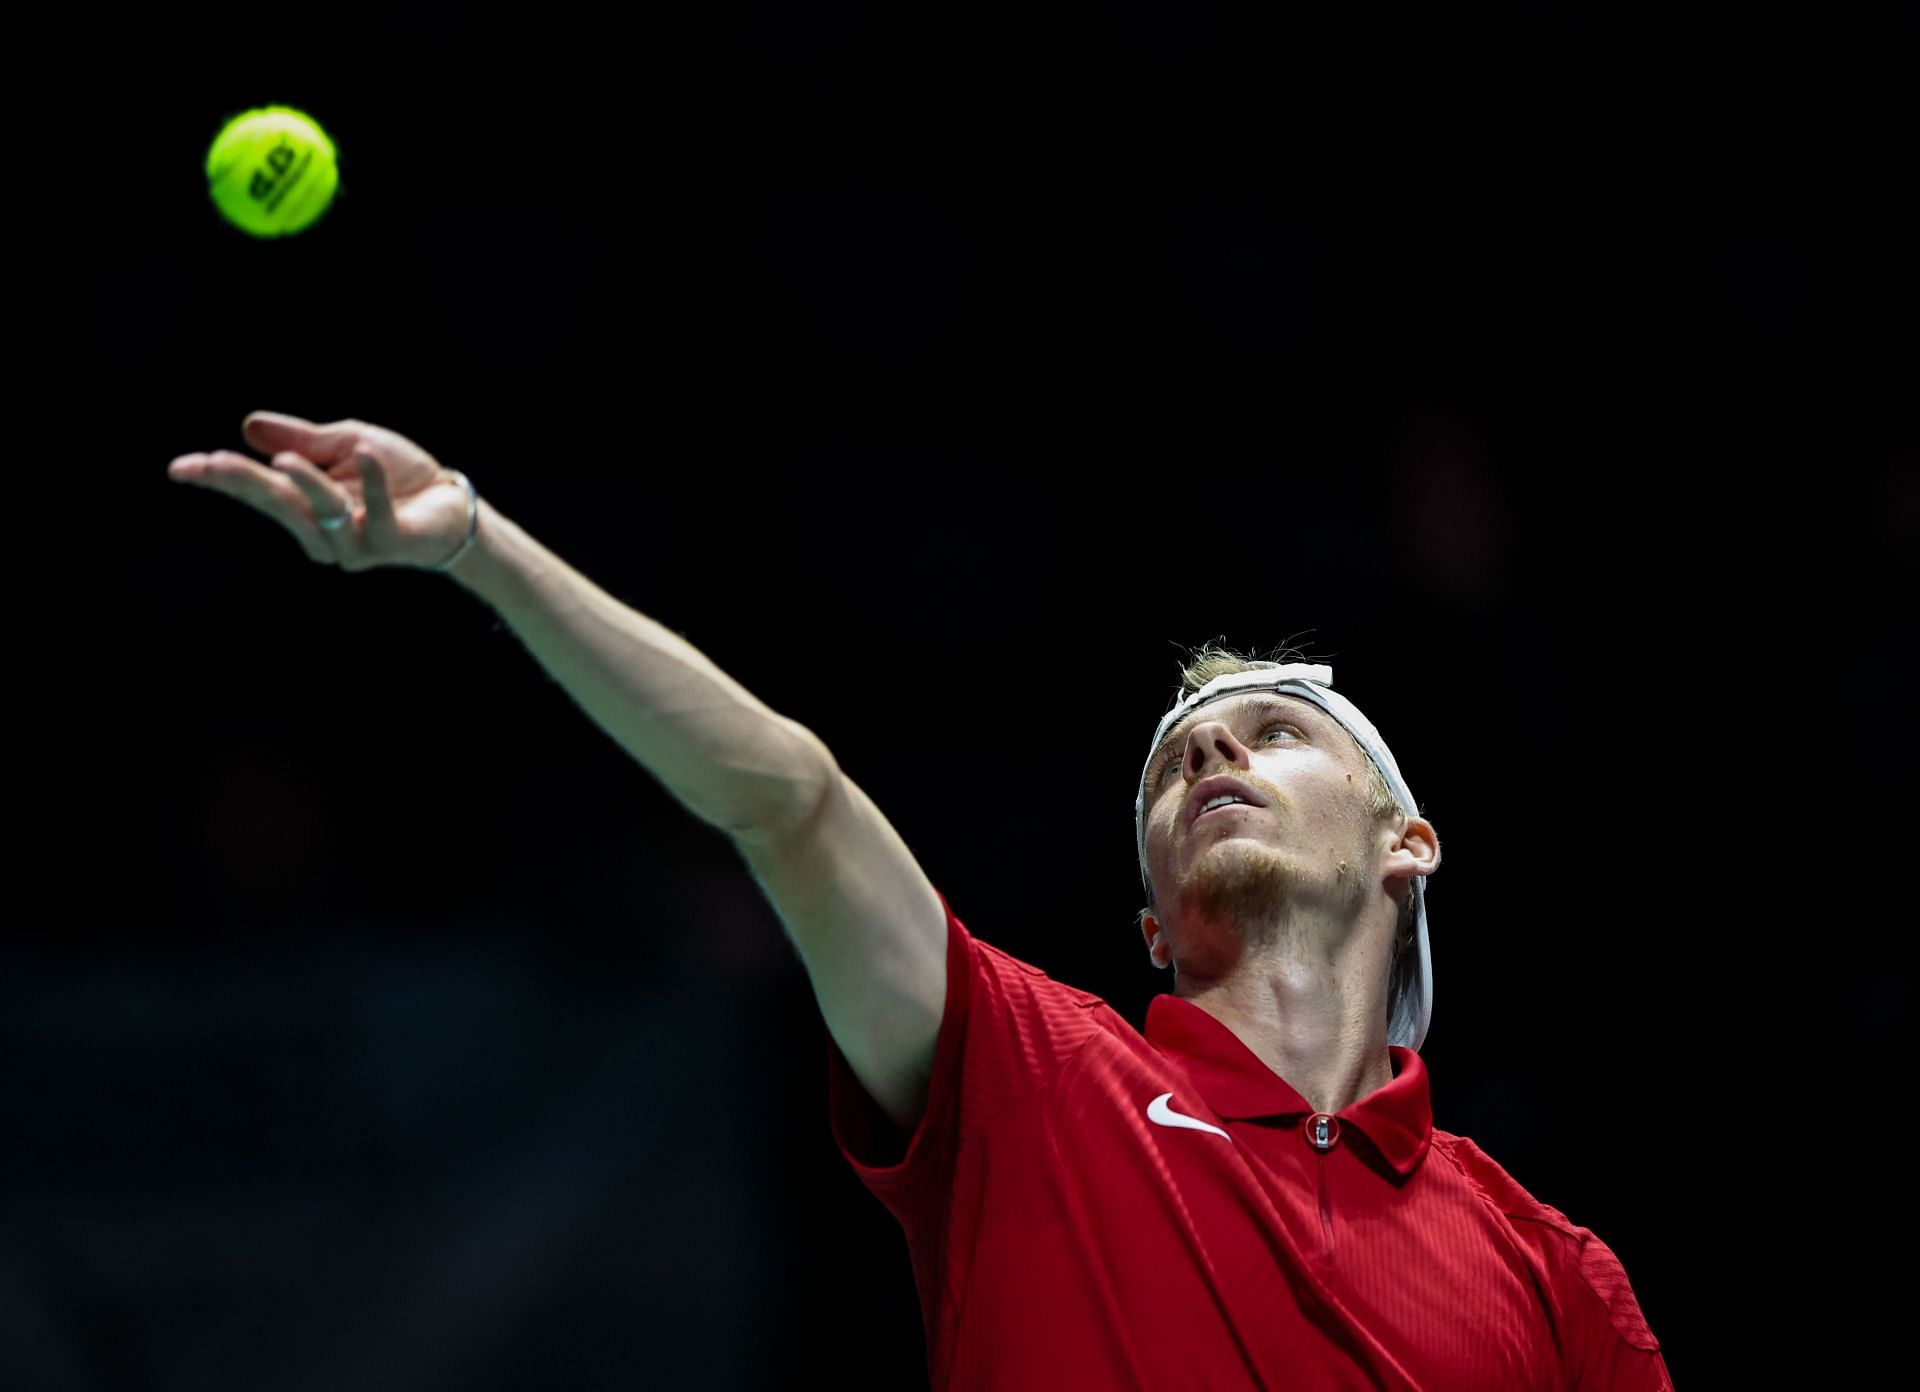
<box><xmin>1146</xmin><ymin>1092</ymin><xmax>1232</xmax><ymax>1143</ymax></box>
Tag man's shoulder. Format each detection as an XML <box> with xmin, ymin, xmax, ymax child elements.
<box><xmin>971</xmin><ymin>932</ymin><xmax>1113</xmax><ymax>1013</ymax></box>
<box><xmin>1433</xmin><ymin>1130</ymin><xmax>1578</xmax><ymax>1232</ymax></box>
<box><xmin>1433</xmin><ymin>1131</ymin><xmax>1662</xmax><ymax>1354</ymax></box>
<box><xmin>959</xmin><ymin>929</ymin><xmax>1125</xmax><ymax>1072</ymax></box>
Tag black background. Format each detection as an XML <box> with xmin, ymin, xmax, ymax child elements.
<box><xmin>13</xmin><ymin>2</ymin><xmax>1915</xmax><ymax>1387</ymax></box>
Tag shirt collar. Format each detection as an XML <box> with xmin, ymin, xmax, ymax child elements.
<box><xmin>1145</xmin><ymin>993</ymin><xmax>1433</xmax><ymax>1180</ymax></box>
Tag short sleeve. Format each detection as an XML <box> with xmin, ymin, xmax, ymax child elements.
<box><xmin>824</xmin><ymin>888</ymin><xmax>1104</xmax><ymax>1235</ymax></box>
<box><xmin>1559</xmin><ymin>1229</ymin><xmax>1674</xmax><ymax>1391</ymax></box>
<box><xmin>1445</xmin><ymin>1134</ymin><xmax>1673</xmax><ymax>1391</ymax></box>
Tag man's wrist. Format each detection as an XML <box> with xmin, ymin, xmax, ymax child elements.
<box><xmin>444</xmin><ymin>497</ymin><xmax>522</xmax><ymax>605</ymax></box>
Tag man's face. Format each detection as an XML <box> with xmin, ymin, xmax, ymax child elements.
<box><xmin>1139</xmin><ymin>691</ymin><xmax>1391</xmax><ymax>969</ymax></box>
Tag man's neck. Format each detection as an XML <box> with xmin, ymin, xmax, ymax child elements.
<box><xmin>1177</xmin><ymin>952</ymin><xmax>1395</xmax><ymax>1117</ymax></box>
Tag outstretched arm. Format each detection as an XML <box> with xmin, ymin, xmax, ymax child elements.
<box><xmin>171</xmin><ymin>411</ymin><xmax>946</xmax><ymax>1139</ymax></box>
<box><xmin>449</xmin><ymin>496</ymin><xmax>832</xmax><ymax>837</ymax></box>
<box><xmin>454</xmin><ymin>500</ymin><xmax>946</xmax><ymax>1138</ymax></box>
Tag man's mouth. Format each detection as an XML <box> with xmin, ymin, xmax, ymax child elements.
<box><xmin>1195</xmin><ymin>794</ymin><xmax>1257</xmax><ymax>822</ymax></box>
<box><xmin>1185</xmin><ymin>775</ymin><xmax>1267</xmax><ymax>828</ymax></box>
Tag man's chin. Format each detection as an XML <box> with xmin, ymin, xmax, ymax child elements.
<box><xmin>1176</xmin><ymin>844</ymin><xmax>1293</xmax><ymax>922</ymax></box>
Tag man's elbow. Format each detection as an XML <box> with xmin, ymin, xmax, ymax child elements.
<box><xmin>720</xmin><ymin>718</ymin><xmax>841</xmax><ymax>846</ymax></box>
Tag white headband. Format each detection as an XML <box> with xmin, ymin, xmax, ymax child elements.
<box><xmin>1133</xmin><ymin>662</ymin><xmax>1432</xmax><ymax>1052</ymax></box>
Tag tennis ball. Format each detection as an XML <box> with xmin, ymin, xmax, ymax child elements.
<box><xmin>205</xmin><ymin>105</ymin><xmax>340</xmax><ymax>238</ymax></box>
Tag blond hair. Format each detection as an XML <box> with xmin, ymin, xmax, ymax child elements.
<box><xmin>1144</xmin><ymin>639</ymin><xmax>1421</xmax><ymax>994</ymax></box>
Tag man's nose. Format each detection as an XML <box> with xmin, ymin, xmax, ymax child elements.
<box><xmin>1181</xmin><ymin>720</ymin><xmax>1251</xmax><ymax>780</ymax></box>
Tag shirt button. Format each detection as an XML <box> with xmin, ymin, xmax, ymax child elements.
<box><xmin>1305</xmin><ymin>1112</ymin><xmax>1341</xmax><ymax>1151</ymax></box>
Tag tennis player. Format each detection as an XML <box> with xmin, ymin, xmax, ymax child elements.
<box><xmin>170</xmin><ymin>412</ymin><xmax>1672</xmax><ymax>1390</ymax></box>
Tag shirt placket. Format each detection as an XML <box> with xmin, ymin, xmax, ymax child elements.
<box><xmin>1305</xmin><ymin>1111</ymin><xmax>1341</xmax><ymax>1267</ymax></box>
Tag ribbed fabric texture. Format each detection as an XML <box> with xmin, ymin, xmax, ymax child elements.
<box><xmin>826</xmin><ymin>892</ymin><xmax>1672</xmax><ymax>1391</ymax></box>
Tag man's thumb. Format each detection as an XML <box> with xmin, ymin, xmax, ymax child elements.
<box><xmin>243</xmin><ymin>411</ymin><xmax>365</xmax><ymax>466</ymax></box>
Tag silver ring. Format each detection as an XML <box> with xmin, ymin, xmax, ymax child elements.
<box><xmin>318</xmin><ymin>507</ymin><xmax>353</xmax><ymax>532</ymax></box>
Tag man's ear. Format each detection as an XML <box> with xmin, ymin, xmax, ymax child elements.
<box><xmin>1137</xmin><ymin>907</ymin><xmax>1162</xmax><ymax>966</ymax></box>
<box><xmin>1383</xmin><ymin>814</ymin><xmax>1441</xmax><ymax>885</ymax></box>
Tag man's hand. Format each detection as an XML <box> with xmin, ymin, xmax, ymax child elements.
<box><xmin>168</xmin><ymin>411</ymin><xmax>472</xmax><ymax>572</ymax></box>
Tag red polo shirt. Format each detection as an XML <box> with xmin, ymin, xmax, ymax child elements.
<box><xmin>826</xmin><ymin>891</ymin><xmax>1671</xmax><ymax>1390</ymax></box>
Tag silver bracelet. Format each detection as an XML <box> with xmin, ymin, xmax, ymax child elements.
<box><xmin>429</xmin><ymin>470</ymin><xmax>480</xmax><ymax>573</ymax></box>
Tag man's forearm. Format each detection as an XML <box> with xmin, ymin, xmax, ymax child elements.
<box><xmin>445</xmin><ymin>496</ymin><xmax>834</xmax><ymax>837</ymax></box>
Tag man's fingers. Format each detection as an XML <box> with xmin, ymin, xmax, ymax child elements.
<box><xmin>354</xmin><ymin>454</ymin><xmax>396</xmax><ymax>548</ymax></box>
<box><xmin>272</xmin><ymin>454</ymin><xmax>355</xmax><ymax>521</ymax></box>
<box><xmin>272</xmin><ymin>454</ymin><xmax>369</xmax><ymax>566</ymax></box>
<box><xmin>186</xmin><ymin>450</ymin><xmax>338</xmax><ymax>564</ymax></box>
<box><xmin>242</xmin><ymin>411</ymin><xmax>369</xmax><ymax>469</ymax></box>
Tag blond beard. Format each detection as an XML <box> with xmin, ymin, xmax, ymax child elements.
<box><xmin>1170</xmin><ymin>837</ymin><xmax>1370</xmax><ymax>964</ymax></box>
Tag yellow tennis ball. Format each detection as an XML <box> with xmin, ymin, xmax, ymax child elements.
<box><xmin>205</xmin><ymin>105</ymin><xmax>340</xmax><ymax>238</ymax></box>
